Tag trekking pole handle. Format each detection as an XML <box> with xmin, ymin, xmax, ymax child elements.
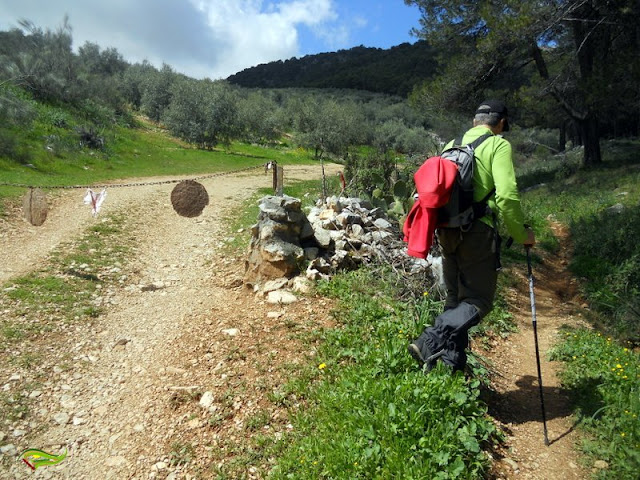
<box><xmin>526</xmin><ymin>245</ymin><xmax>534</xmax><ymax>278</ymax></box>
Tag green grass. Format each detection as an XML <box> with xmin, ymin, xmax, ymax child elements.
<box><xmin>0</xmin><ymin>106</ymin><xmax>321</xmax><ymax>215</ymax></box>
<box><xmin>0</xmin><ymin>212</ymin><xmax>132</xmax><ymax>347</ymax></box>
<box><xmin>550</xmin><ymin>328</ymin><xmax>640</xmax><ymax>479</ymax></box>
<box><xmin>0</xmin><ymin>126</ymin><xmax>314</xmax><ymax>188</ymax></box>
<box><xmin>519</xmin><ymin>142</ymin><xmax>640</xmax><ymax>342</ymax></box>
<box><xmin>570</xmin><ymin>206</ymin><xmax>640</xmax><ymax>341</ymax></box>
<box><xmin>517</xmin><ymin>138</ymin><xmax>640</xmax><ymax>479</ymax></box>
<box><xmin>268</xmin><ymin>269</ymin><xmax>499</xmax><ymax>479</ymax></box>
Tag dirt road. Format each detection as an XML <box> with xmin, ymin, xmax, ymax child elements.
<box><xmin>0</xmin><ymin>164</ymin><xmax>341</xmax><ymax>479</ymax></box>
<box><xmin>0</xmin><ymin>164</ymin><xmax>587</xmax><ymax>479</ymax></box>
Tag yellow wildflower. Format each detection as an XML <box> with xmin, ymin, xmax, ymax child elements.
<box><xmin>318</xmin><ymin>363</ymin><xmax>326</xmax><ymax>370</ymax></box>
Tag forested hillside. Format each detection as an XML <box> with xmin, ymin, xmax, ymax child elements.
<box><xmin>226</xmin><ymin>41</ymin><xmax>438</xmax><ymax>97</ymax></box>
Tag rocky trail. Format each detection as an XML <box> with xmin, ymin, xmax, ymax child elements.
<box><xmin>1</xmin><ymin>165</ymin><xmax>589</xmax><ymax>479</ymax></box>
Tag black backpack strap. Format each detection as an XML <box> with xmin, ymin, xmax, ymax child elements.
<box><xmin>479</xmin><ymin>187</ymin><xmax>495</xmax><ymax>204</ymax></box>
<box><xmin>468</xmin><ymin>132</ymin><xmax>493</xmax><ymax>149</ymax></box>
<box><xmin>449</xmin><ymin>132</ymin><xmax>492</xmax><ymax>149</ymax></box>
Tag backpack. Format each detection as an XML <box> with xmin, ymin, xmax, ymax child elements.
<box><xmin>436</xmin><ymin>132</ymin><xmax>494</xmax><ymax>229</ymax></box>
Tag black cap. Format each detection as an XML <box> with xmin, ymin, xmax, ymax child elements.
<box><xmin>476</xmin><ymin>100</ymin><xmax>510</xmax><ymax>131</ymax></box>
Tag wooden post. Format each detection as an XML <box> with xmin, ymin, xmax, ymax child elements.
<box><xmin>276</xmin><ymin>166</ymin><xmax>284</xmax><ymax>196</ymax></box>
<box><xmin>321</xmin><ymin>157</ymin><xmax>327</xmax><ymax>203</ymax></box>
<box><xmin>271</xmin><ymin>161</ymin><xmax>278</xmax><ymax>192</ymax></box>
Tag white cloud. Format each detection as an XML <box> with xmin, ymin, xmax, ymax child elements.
<box><xmin>0</xmin><ymin>0</ymin><xmax>341</xmax><ymax>79</ymax></box>
<box><xmin>192</xmin><ymin>0</ymin><xmax>338</xmax><ymax>77</ymax></box>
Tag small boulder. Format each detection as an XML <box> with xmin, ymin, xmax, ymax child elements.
<box><xmin>267</xmin><ymin>290</ymin><xmax>297</xmax><ymax>304</ymax></box>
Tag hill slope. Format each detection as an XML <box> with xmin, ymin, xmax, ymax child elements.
<box><xmin>226</xmin><ymin>41</ymin><xmax>437</xmax><ymax>97</ymax></box>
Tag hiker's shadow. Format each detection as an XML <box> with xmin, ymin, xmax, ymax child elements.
<box><xmin>483</xmin><ymin>375</ymin><xmax>603</xmax><ymax>445</ymax></box>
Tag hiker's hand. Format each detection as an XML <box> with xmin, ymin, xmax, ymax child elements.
<box><xmin>523</xmin><ymin>228</ymin><xmax>536</xmax><ymax>247</ymax></box>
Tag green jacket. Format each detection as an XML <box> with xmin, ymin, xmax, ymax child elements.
<box><xmin>444</xmin><ymin>125</ymin><xmax>528</xmax><ymax>244</ymax></box>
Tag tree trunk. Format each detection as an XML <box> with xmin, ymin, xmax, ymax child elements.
<box><xmin>558</xmin><ymin>122</ymin><xmax>567</xmax><ymax>152</ymax></box>
<box><xmin>577</xmin><ymin>116</ymin><xmax>601</xmax><ymax>166</ymax></box>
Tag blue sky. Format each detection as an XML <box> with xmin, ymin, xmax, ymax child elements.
<box><xmin>0</xmin><ymin>0</ymin><xmax>423</xmax><ymax>80</ymax></box>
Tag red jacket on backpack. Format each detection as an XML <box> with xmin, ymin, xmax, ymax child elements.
<box><xmin>403</xmin><ymin>156</ymin><xmax>458</xmax><ymax>259</ymax></box>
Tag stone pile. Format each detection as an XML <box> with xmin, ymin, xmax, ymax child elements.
<box><xmin>244</xmin><ymin>195</ymin><xmax>441</xmax><ymax>295</ymax></box>
<box><xmin>304</xmin><ymin>195</ymin><xmax>402</xmax><ymax>279</ymax></box>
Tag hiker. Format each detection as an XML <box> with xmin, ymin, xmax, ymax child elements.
<box><xmin>408</xmin><ymin>100</ymin><xmax>535</xmax><ymax>372</ymax></box>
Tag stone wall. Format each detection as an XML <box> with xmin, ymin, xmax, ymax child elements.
<box><xmin>244</xmin><ymin>195</ymin><xmax>443</xmax><ymax>296</ymax></box>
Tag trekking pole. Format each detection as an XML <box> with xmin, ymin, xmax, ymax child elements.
<box><xmin>526</xmin><ymin>246</ymin><xmax>550</xmax><ymax>446</ymax></box>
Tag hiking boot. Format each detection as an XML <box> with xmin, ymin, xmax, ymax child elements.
<box><xmin>408</xmin><ymin>331</ymin><xmax>440</xmax><ymax>371</ymax></box>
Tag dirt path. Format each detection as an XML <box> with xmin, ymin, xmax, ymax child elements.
<box><xmin>484</xmin><ymin>223</ymin><xmax>590</xmax><ymax>479</ymax></box>
<box><xmin>1</xmin><ymin>166</ymin><xmax>589</xmax><ymax>479</ymax></box>
<box><xmin>0</xmin><ymin>164</ymin><xmax>340</xmax><ymax>479</ymax></box>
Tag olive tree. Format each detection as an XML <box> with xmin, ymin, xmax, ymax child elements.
<box><xmin>164</xmin><ymin>79</ymin><xmax>239</xmax><ymax>149</ymax></box>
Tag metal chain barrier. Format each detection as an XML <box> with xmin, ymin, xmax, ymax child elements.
<box><xmin>0</xmin><ymin>163</ymin><xmax>269</xmax><ymax>190</ymax></box>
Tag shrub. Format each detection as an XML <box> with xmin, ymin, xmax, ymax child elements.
<box><xmin>0</xmin><ymin>85</ymin><xmax>37</xmax><ymax>126</ymax></box>
<box><xmin>39</xmin><ymin>108</ymin><xmax>71</xmax><ymax>129</ymax></box>
<box><xmin>509</xmin><ymin>126</ymin><xmax>560</xmax><ymax>157</ymax></box>
<box><xmin>79</xmin><ymin>99</ymin><xmax>115</xmax><ymax>127</ymax></box>
<box><xmin>571</xmin><ymin>206</ymin><xmax>640</xmax><ymax>342</ymax></box>
<box><xmin>344</xmin><ymin>151</ymin><xmax>397</xmax><ymax>198</ymax></box>
<box><xmin>76</xmin><ymin>126</ymin><xmax>105</xmax><ymax>150</ymax></box>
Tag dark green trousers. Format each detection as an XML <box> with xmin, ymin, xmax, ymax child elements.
<box><xmin>436</xmin><ymin>220</ymin><xmax>498</xmax><ymax>319</ymax></box>
<box><xmin>410</xmin><ymin>220</ymin><xmax>500</xmax><ymax>371</ymax></box>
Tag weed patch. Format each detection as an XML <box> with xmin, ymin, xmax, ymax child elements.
<box><xmin>268</xmin><ymin>269</ymin><xmax>498</xmax><ymax>479</ymax></box>
<box><xmin>518</xmin><ymin>147</ymin><xmax>640</xmax><ymax>342</ymax></box>
<box><xmin>169</xmin><ymin>442</ymin><xmax>196</xmax><ymax>467</ymax></box>
<box><xmin>570</xmin><ymin>205</ymin><xmax>640</xmax><ymax>341</ymax></box>
<box><xmin>550</xmin><ymin>328</ymin><xmax>640</xmax><ymax>479</ymax></box>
